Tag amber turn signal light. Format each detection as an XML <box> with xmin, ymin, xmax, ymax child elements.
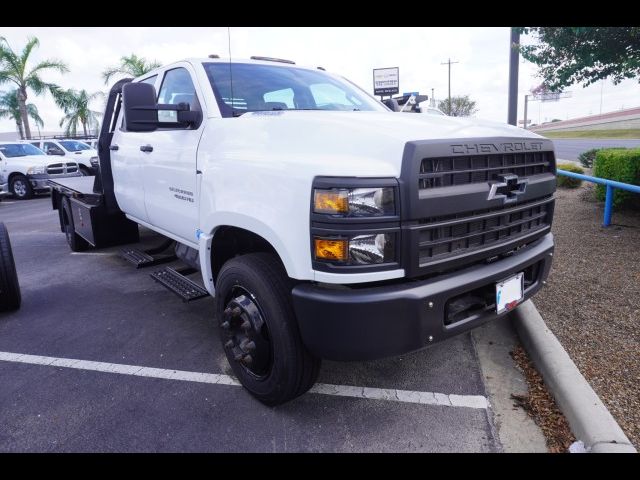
<box><xmin>314</xmin><ymin>238</ymin><xmax>348</xmax><ymax>262</ymax></box>
<box><xmin>313</xmin><ymin>189</ymin><xmax>349</xmax><ymax>214</ymax></box>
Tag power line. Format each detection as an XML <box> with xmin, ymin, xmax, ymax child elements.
<box><xmin>440</xmin><ymin>58</ymin><xmax>459</xmax><ymax>115</ymax></box>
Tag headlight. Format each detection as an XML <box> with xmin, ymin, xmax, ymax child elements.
<box><xmin>314</xmin><ymin>233</ymin><xmax>396</xmax><ymax>264</ymax></box>
<box><xmin>27</xmin><ymin>166</ymin><xmax>46</xmax><ymax>175</ymax></box>
<box><xmin>90</xmin><ymin>156</ymin><xmax>99</xmax><ymax>167</ymax></box>
<box><xmin>314</xmin><ymin>187</ymin><xmax>395</xmax><ymax>217</ymax></box>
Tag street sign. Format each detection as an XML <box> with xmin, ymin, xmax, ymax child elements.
<box><xmin>518</xmin><ymin>119</ymin><xmax>532</xmax><ymax>125</ymax></box>
<box><xmin>373</xmin><ymin>67</ymin><xmax>399</xmax><ymax>96</ymax></box>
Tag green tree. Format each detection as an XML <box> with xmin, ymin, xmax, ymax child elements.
<box><xmin>517</xmin><ymin>27</ymin><xmax>640</xmax><ymax>91</ymax></box>
<box><xmin>0</xmin><ymin>36</ymin><xmax>68</xmax><ymax>139</ymax></box>
<box><xmin>0</xmin><ymin>89</ymin><xmax>44</xmax><ymax>139</ymax></box>
<box><xmin>102</xmin><ymin>54</ymin><xmax>161</xmax><ymax>85</ymax></box>
<box><xmin>438</xmin><ymin>95</ymin><xmax>478</xmax><ymax>117</ymax></box>
<box><xmin>55</xmin><ymin>88</ymin><xmax>104</xmax><ymax>136</ymax></box>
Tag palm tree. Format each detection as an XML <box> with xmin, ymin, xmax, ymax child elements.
<box><xmin>0</xmin><ymin>36</ymin><xmax>68</xmax><ymax>139</ymax></box>
<box><xmin>102</xmin><ymin>54</ymin><xmax>161</xmax><ymax>85</ymax></box>
<box><xmin>0</xmin><ymin>89</ymin><xmax>44</xmax><ymax>139</ymax></box>
<box><xmin>55</xmin><ymin>88</ymin><xmax>104</xmax><ymax>136</ymax></box>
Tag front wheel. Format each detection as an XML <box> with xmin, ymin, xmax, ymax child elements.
<box><xmin>10</xmin><ymin>174</ymin><xmax>33</xmax><ymax>200</ymax></box>
<box><xmin>216</xmin><ymin>253</ymin><xmax>321</xmax><ymax>406</ymax></box>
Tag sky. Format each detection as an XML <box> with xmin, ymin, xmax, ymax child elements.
<box><xmin>1</xmin><ymin>26</ymin><xmax>639</xmax><ymax>134</ymax></box>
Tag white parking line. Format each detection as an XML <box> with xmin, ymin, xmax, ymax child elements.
<box><xmin>0</xmin><ymin>351</ymin><xmax>488</xmax><ymax>409</ymax></box>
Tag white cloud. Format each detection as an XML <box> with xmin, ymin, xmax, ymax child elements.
<box><xmin>1</xmin><ymin>27</ymin><xmax>638</xmax><ymax>134</ymax></box>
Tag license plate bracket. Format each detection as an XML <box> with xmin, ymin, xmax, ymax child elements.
<box><xmin>496</xmin><ymin>272</ymin><xmax>524</xmax><ymax>314</ymax></box>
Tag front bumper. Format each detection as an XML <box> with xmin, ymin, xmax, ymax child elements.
<box><xmin>0</xmin><ymin>182</ymin><xmax>8</xmax><ymax>198</ymax></box>
<box><xmin>292</xmin><ymin>232</ymin><xmax>554</xmax><ymax>361</ymax></box>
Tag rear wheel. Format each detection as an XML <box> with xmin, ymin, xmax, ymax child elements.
<box><xmin>10</xmin><ymin>174</ymin><xmax>33</xmax><ymax>200</ymax></box>
<box><xmin>61</xmin><ymin>197</ymin><xmax>89</xmax><ymax>252</ymax></box>
<box><xmin>0</xmin><ymin>222</ymin><xmax>21</xmax><ymax>312</ymax></box>
<box><xmin>216</xmin><ymin>253</ymin><xmax>321</xmax><ymax>406</ymax></box>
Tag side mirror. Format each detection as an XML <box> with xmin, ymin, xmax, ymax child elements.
<box><xmin>122</xmin><ymin>83</ymin><xmax>202</xmax><ymax>132</ymax></box>
<box><xmin>382</xmin><ymin>98</ymin><xmax>401</xmax><ymax>112</ymax></box>
<box><xmin>122</xmin><ymin>82</ymin><xmax>159</xmax><ymax>132</ymax></box>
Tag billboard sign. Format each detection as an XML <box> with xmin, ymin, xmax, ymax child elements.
<box><xmin>373</xmin><ymin>67</ymin><xmax>399</xmax><ymax>96</ymax></box>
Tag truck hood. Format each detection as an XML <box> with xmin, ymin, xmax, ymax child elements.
<box><xmin>218</xmin><ymin>111</ymin><xmax>548</xmax><ymax>178</ymax></box>
<box><xmin>5</xmin><ymin>154</ymin><xmax>52</xmax><ymax>166</ymax></box>
<box><xmin>66</xmin><ymin>149</ymin><xmax>97</xmax><ymax>157</ymax></box>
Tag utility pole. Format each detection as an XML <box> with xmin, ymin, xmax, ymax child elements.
<box><xmin>523</xmin><ymin>94</ymin><xmax>529</xmax><ymax>129</ymax></box>
<box><xmin>441</xmin><ymin>58</ymin><xmax>459</xmax><ymax>115</ymax></box>
<box><xmin>507</xmin><ymin>27</ymin><xmax>520</xmax><ymax>126</ymax></box>
<box><xmin>431</xmin><ymin>88</ymin><xmax>435</xmax><ymax>107</ymax></box>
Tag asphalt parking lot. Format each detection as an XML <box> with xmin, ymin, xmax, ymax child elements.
<box><xmin>0</xmin><ymin>195</ymin><xmax>543</xmax><ymax>452</ymax></box>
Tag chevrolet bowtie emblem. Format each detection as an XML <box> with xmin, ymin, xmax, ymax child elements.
<box><xmin>487</xmin><ymin>174</ymin><xmax>527</xmax><ymax>204</ymax></box>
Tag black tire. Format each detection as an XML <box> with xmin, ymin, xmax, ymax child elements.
<box><xmin>10</xmin><ymin>174</ymin><xmax>33</xmax><ymax>200</ymax></box>
<box><xmin>0</xmin><ymin>222</ymin><xmax>21</xmax><ymax>312</ymax></box>
<box><xmin>79</xmin><ymin>165</ymin><xmax>91</xmax><ymax>176</ymax></box>
<box><xmin>216</xmin><ymin>253</ymin><xmax>321</xmax><ymax>406</ymax></box>
<box><xmin>61</xmin><ymin>197</ymin><xmax>89</xmax><ymax>252</ymax></box>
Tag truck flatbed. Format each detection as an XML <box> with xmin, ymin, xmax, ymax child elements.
<box><xmin>48</xmin><ymin>176</ymin><xmax>103</xmax><ymax>205</ymax></box>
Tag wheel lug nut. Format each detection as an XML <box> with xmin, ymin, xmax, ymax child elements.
<box><xmin>240</xmin><ymin>339</ymin><xmax>256</xmax><ymax>352</ymax></box>
<box><xmin>231</xmin><ymin>307</ymin><xmax>241</xmax><ymax>316</ymax></box>
<box><xmin>224</xmin><ymin>340</ymin><xmax>234</xmax><ymax>349</ymax></box>
<box><xmin>233</xmin><ymin>351</ymin><xmax>244</xmax><ymax>362</ymax></box>
<box><xmin>241</xmin><ymin>354</ymin><xmax>253</xmax><ymax>365</ymax></box>
<box><xmin>240</xmin><ymin>320</ymin><xmax>251</xmax><ymax>330</ymax></box>
<box><xmin>221</xmin><ymin>321</ymin><xmax>230</xmax><ymax>330</ymax></box>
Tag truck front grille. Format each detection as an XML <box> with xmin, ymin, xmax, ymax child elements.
<box><xmin>419</xmin><ymin>151</ymin><xmax>554</xmax><ymax>189</ymax></box>
<box><xmin>415</xmin><ymin>196</ymin><xmax>553</xmax><ymax>272</ymax></box>
<box><xmin>47</xmin><ymin>163</ymin><xmax>79</xmax><ymax>175</ymax></box>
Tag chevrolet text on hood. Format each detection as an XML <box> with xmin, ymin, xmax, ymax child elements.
<box><xmin>47</xmin><ymin>57</ymin><xmax>557</xmax><ymax>406</ymax></box>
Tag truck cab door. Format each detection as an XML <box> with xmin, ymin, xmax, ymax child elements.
<box><xmin>140</xmin><ymin>66</ymin><xmax>203</xmax><ymax>244</ymax></box>
<box><xmin>109</xmin><ymin>75</ymin><xmax>160</xmax><ymax>224</ymax></box>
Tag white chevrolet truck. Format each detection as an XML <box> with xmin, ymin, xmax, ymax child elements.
<box><xmin>48</xmin><ymin>57</ymin><xmax>556</xmax><ymax>405</ymax></box>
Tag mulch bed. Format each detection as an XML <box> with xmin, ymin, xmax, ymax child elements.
<box><xmin>533</xmin><ymin>181</ymin><xmax>640</xmax><ymax>449</ymax></box>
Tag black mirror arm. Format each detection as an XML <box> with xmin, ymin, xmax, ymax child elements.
<box><xmin>131</xmin><ymin>102</ymin><xmax>190</xmax><ymax>112</ymax></box>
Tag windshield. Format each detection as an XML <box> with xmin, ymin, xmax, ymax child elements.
<box><xmin>204</xmin><ymin>62</ymin><xmax>386</xmax><ymax>117</ymax></box>
<box><xmin>0</xmin><ymin>143</ymin><xmax>45</xmax><ymax>157</ymax></box>
<box><xmin>59</xmin><ymin>140</ymin><xmax>91</xmax><ymax>152</ymax></box>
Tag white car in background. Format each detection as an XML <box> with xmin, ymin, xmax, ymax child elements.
<box><xmin>0</xmin><ymin>142</ymin><xmax>81</xmax><ymax>199</ymax></box>
<box><xmin>26</xmin><ymin>139</ymin><xmax>98</xmax><ymax>176</ymax></box>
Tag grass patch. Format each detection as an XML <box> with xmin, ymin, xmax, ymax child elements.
<box><xmin>541</xmin><ymin>129</ymin><xmax>640</xmax><ymax>139</ymax></box>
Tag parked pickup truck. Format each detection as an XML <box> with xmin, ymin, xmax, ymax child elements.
<box><xmin>49</xmin><ymin>57</ymin><xmax>556</xmax><ymax>405</ymax></box>
<box><xmin>27</xmin><ymin>139</ymin><xmax>98</xmax><ymax>176</ymax></box>
<box><xmin>0</xmin><ymin>142</ymin><xmax>81</xmax><ymax>199</ymax></box>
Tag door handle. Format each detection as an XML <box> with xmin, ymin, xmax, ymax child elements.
<box><xmin>140</xmin><ymin>145</ymin><xmax>153</xmax><ymax>153</ymax></box>
<box><xmin>109</xmin><ymin>144</ymin><xmax>119</xmax><ymax>151</ymax></box>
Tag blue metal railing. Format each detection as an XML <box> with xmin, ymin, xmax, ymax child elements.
<box><xmin>557</xmin><ymin>169</ymin><xmax>640</xmax><ymax>226</ymax></box>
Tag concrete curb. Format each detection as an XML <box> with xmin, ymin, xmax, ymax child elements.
<box><xmin>511</xmin><ymin>300</ymin><xmax>637</xmax><ymax>453</ymax></box>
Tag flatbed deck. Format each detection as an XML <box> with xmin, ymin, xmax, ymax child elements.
<box><xmin>48</xmin><ymin>176</ymin><xmax>103</xmax><ymax>205</ymax></box>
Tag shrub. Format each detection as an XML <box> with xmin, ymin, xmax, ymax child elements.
<box><xmin>593</xmin><ymin>148</ymin><xmax>640</xmax><ymax>207</ymax></box>
<box><xmin>577</xmin><ymin>148</ymin><xmax>601</xmax><ymax>168</ymax></box>
<box><xmin>556</xmin><ymin>163</ymin><xmax>584</xmax><ymax>188</ymax></box>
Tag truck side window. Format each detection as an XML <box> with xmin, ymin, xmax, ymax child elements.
<box><xmin>43</xmin><ymin>142</ymin><xmax>62</xmax><ymax>154</ymax></box>
<box><xmin>157</xmin><ymin>68</ymin><xmax>200</xmax><ymax>127</ymax></box>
